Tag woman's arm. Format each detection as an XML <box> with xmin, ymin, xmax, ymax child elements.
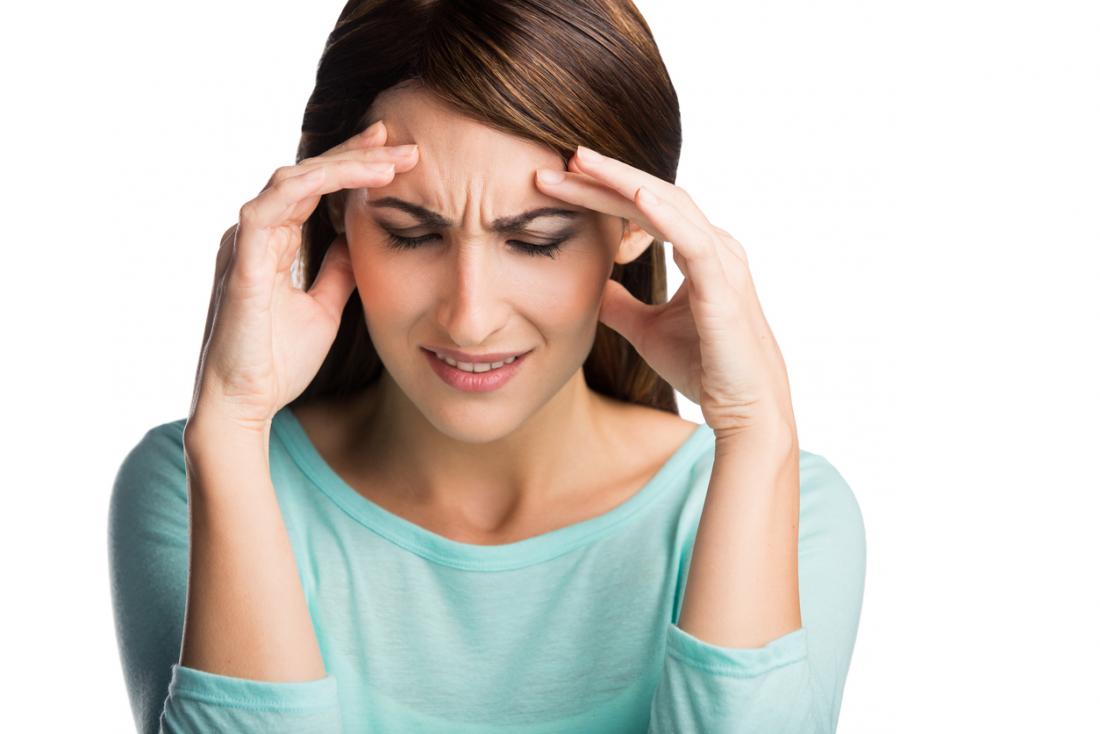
<box><xmin>109</xmin><ymin>421</ymin><xmax>343</xmax><ymax>734</ymax></box>
<box><xmin>648</xmin><ymin>445</ymin><xmax>865</xmax><ymax>734</ymax></box>
<box><xmin>676</xmin><ymin>422</ymin><xmax>802</xmax><ymax>648</ymax></box>
<box><xmin>179</xmin><ymin>411</ymin><xmax>327</xmax><ymax>682</ymax></box>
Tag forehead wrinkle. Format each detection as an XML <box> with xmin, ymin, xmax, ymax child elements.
<box><xmin>368</xmin><ymin>195</ymin><xmax>583</xmax><ymax>233</ymax></box>
<box><xmin>369</xmin><ymin>160</ymin><xmax>583</xmax><ymax>234</ymax></box>
<box><xmin>366</xmin><ymin>89</ymin><xmax>577</xmax><ymax>233</ymax></box>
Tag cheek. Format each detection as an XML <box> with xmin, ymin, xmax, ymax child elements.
<box><xmin>508</xmin><ymin>250</ymin><xmax>610</xmax><ymax>344</ymax></box>
<box><xmin>522</xmin><ymin>258</ymin><xmax>605</xmax><ymax>315</ymax></box>
<box><xmin>346</xmin><ymin>240</ymin><xmax>422</xmax><ymax>328</ymax></box>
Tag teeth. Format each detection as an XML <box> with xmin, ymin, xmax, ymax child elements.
<box><xmin>433</xmin><ymin>351</ymin><xmax>520</xmax><ymax>373</ymax></box>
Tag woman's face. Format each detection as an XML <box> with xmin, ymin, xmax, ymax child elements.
<box><xmin>337</xmin><ymin>85</ymin><xmax>633</xmax><ymax>443</ymax></box>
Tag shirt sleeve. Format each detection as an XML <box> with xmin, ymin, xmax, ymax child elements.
<box><xmin>647</xmin><ymin>450</ymin><xmax>867</xmax><ymax>734</ymax></box>
<box><xmin>107</xmin><ymin>420</ymin><xmax>343</xmax><ymax>733</ymax></box>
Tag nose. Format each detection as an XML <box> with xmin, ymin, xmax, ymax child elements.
<box><xmin>434</xmin><ymin>240</ymin><xmax>512</xmax><ymax>347</ymax></box>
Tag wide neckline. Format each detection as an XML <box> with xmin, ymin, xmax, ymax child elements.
<box><xmin>271</xmin><ymin>406</ymin><xmax>714</xmax><ymax>571</ymax></box>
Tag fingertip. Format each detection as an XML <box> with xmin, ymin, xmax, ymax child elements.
<box><xmin>363</xmin><ymin>120</ymin><xmax>387</xmax><ymax>144</ymax></box>
<box><xmin>636</xmin><ymin>186</ymin><xmax>660</xmax><ymax>207</ymax></box>
<box><xmin>536</xmin><ymin>168</ymin><xmax>566</xmax><ymax>185</ymax></box>
<box><xmin>393</xmin><ymin>155</ymin><xmax>418</xmax><ymax>172</ymax></box>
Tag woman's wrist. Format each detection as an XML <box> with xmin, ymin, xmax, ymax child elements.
<box><xmin>712</xmin><ymin>415</ymin><xmax>798</xmax><ymax>461</ymax></box>
<box><xmin>184</xmin><ymin>400</ymin><xmax>273</xmax><ymax>469</ymax></box>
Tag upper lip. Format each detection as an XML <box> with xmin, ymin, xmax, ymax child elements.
<box><xmin>422</xmin><ymin>346</ymin><xmax>532</xmax><ymax>363</ymax></box>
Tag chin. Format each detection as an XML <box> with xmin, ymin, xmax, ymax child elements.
<box><xmin>409</xmin><ymin>378</ymin><xmax>557</xmax><ymax>446</ymax></box>
<box><xmin>426</xmin><ymin>414</ymin><xmax>524</xmax><ymax>445</ymax></box>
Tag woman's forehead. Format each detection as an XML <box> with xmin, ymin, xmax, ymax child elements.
<box><xmin>368</xmin><ymin>86</ymin><xmax>564</xmax><ymax>172</ymax></box>
<box><xmin>360</xmin><ymin>85</ymin><xmax>608</xmax><ymax>230</ymax></box>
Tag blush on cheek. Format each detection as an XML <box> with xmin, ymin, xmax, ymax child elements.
<box><xmin>357</xmin><ymin>267</ymin><xmax>413</xmax><ymax>316</ymax></box>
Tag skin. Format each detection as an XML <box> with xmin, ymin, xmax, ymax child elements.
<box><xmin>528</xmin><ymin>126</ymin><xmax>802</xmax><ymax>647</ymax></box>
<box><xmin>304</xmin><ymin>82</ymin><xmax>693</xmax><ymax>542</ymax></box>
<box><xmin>178</xmin><ymin>72</ymin><xmax>799</xmax><ymax>685</ymax></box>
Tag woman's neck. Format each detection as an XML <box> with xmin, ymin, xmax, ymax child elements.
<box><xmin>332</xmin><ymin>368</ymin><xmax>618</xmax><ymax>532</ymax></box>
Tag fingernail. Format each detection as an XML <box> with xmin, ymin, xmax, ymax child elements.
<box><xmin>393</xmin><ymin>144</ymin><xmax>419</xmax><ymax>154</ymax></box>
<box><xmin>537</xmin><ymin>168</ymin><xmax>565</xmax><ymax>184</ymax></box>
<box><xmin>638</xmin><ymin>187</ymin><xmax>660</xmax><ymax>206</ymax></box>
<box><xmin>364</xmin><ymin>120</ymin><xmax>384</xmax><ymax>135</ymax></box>
<box><xmin>577</xmin><ymin>145</ymin><xmax>603</xmax><ymax>163</ymax></box>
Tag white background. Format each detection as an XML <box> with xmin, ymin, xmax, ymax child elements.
<box><xmin>2</xmin><ymin>1</ymin><xmax>1097</xmax><ymax>731</ymax></box>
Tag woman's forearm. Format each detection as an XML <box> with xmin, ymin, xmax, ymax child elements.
<box><xmin>677</xmin><ymin>423</ymin><xmax>802</xmax><ymax>649</ymax></box>
<box><xmin>179</xmin><ymin>412</ymin><xmax>327</xmax><ymax>681</ymax></box>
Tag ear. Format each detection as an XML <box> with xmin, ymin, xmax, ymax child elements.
<box><xmin>325</xmin><ymin>191</ymin><xmax>347</xmax><ymax>234</ymax></box>
<box><xmin>612</xmin><ymin>217</ymin><xmax>655</xmax><ymax>265</ymax></box>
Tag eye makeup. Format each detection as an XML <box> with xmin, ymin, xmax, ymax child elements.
<box><xmin>380</xmin><ymin>228</ymin><xmax>574</xmax><ymax>259</ymax></box>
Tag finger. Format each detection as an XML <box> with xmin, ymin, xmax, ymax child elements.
<box><xmin>266</xmin><ymin>142</ymin><xmax>418</xmax><ymax>189</ymax></box>
<box><xmin>319</xmin><ymin>119</ymin><xmax>387</xmax><ymax>158</ymax></box>
<box><xmin>306</xmin><ymin>234</ymin><xmax>357</xmax><ymax>322</ymax></box>
<box><xmin>280</xmin><ymin>154</ymin><xmax>420</xmax><ymax>226</ymax></box>
<box><xmin>537</xmin><ymin>167</ymin><xmax>712</xmax><ymax>267</ymax></box>
<box><xmin>236</xmin><ymin>158</ymin><xmax>412</xmax><ymax>279</ymax></box>
<box><xmin>195</xmin><ymin>231</ymin><xmax>226</xmax><ymax>392</ymax></box>
<box><xmin>195</xmin><ymin>224</ymin><xmax>237</xmax><ymax>394</ymax></box>
<box><xmin>535</xmin><ymin>168</ymin><xmax>665</xmax><ymax>242</ymax></box>
<box><xmin>259</xmin><ymin>119</ymin><xmax>388</xmax><ymax>191</ymax></box>
<box><xmin>204</xmin><ymin>225</ymin><xmax>236</xmax><ymax>343</ymax></box>
<box><xmin>568</xmin><ymin>146</ymin><xmax>713</xmax><ymax>231</ymax></box>
<box><xmin>633</xmin><ymin>186</ymin><xmax>731</xmax><ymax>307</ymax></box>
<box><xmin>241</xmin><ymin>160</ymin><xmax>397</xmax><ymax>232</ymax></box>
<box><xmin>597</xmin><ymin>277</ymin><xmax>653</xmax><ymax>350</ymax></box>
<box><xmin>712</xmin><ymin>226</ymin><xmax>749</xmax><ymax>268</ymax></box>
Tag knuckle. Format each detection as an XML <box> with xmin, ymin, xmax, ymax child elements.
<box><xmin>713</xmin><ymin>226</ymin><xmax>747</xmax><ymax>258</ymax></box>
<box><xmin>238</xmin><ymin>200</ymin><xmax>257</xmax><ymax>223</ymax></box>
<box><xmin>273</xmin><ymin>172</ymin><xmax>305</xmax><ymax>195</ymax></box>
<box><xmin>670</xmin><ymin>185</ymin><xmax>693</xmax><ymax>205</ymax></box>
<box><xmin>224</xmin><ymin>259</ymin><xmax>261</xmax><ymax>294</ymax></box>
<box><xmin>271</xmin><ymin>164</ymin><xmax>296</xmax><ymax>183</ymax></box>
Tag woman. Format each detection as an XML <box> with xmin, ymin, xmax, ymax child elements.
<box><xmin>108</xmin><ymin>1</ymin><xmax>866</xmax><ymax>732</ymax></box>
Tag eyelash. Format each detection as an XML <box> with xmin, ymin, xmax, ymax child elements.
<box><xmin>383</xmin><ymin>233</ymin><xmax>566</xmax><ymax>259</ymax></box>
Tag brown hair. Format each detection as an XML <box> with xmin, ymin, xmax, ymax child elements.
<box><xmin>290</xmin><ymin>0</ymin><xmax>682</xmax><ymax>415</ymax></box>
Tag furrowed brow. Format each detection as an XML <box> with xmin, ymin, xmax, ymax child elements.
<box><xmin>367</xmin><ymin>196</ymin><xmax>581</xmax><ymax>232</ymax></box>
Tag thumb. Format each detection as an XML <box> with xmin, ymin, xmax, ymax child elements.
<box><xmin>307</xmin><ymin>235</ymin><xmax>357</xmax><ymax>322</ymax></box>
<box><xmin>597</xmin><ymin>277</ymin><xmax>648</xmax><ymax>350</ymax></box>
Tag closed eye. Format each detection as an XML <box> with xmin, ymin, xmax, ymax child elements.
<box><xmin>383</xmin><ymin>232</ymin><xmax>567</xmax><ymax>259</ymax></box>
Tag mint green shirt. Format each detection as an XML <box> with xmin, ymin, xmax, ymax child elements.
<box><xmin>108</xmin><ymin>406</ymin><xmax>865</xmax><ymax>733</ymax></box>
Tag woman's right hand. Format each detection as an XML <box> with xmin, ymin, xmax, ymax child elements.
<box><xmin>188</xmin><ymin>120</ymin><xmax>419</xmax><ymax>434</ymax></box>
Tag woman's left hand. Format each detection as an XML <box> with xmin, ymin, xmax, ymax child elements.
<box><xmin>536</xmin><ymin>145</ymin><xmax>796</xmax><ymax>441</ymax></box>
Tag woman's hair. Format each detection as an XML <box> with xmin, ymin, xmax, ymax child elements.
<box><xmin>290</xmin><ymin>0</ymin><xmax>682</xmax><ymax>414</ymax></box>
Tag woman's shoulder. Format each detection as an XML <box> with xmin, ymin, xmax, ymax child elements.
<box><xmin>112</xmin><ymin>418</ymin><xmax>189</xmax><ymax>496</ymax></box>
<box><xmin>109</xmin><ymin>418</ymin><xmax>191</xmax><ymax>551</ymax></box>
<box><xmin>635</xmin><ymin>403</ymin><xmax>863</xmax><ymax>537</ymax></box>
<box><xmin>796</xmin><ymin>448</ymin><xmax>865</xmax><ymax>541</ymax></box>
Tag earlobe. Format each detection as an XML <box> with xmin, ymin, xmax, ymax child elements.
<box><xmin>613</xmin><ymin>218</ymin><xmax>655</xmax><ymax>265</ymax></box>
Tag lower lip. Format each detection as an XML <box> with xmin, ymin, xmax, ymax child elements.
<box><xmin>422</xmin><ymin>348</ymin><xmax>531</xmax><ymax>393</ymax></box>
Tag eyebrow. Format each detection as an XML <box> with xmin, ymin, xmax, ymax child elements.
<box><xmin>367</xmin><ymin>196</ymin><xmax>581</xmax><ymax>232</ymax></box>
